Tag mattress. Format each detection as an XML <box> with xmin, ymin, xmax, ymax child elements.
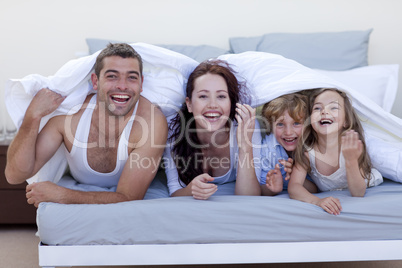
<box><xmin>37</xmin><ymin>173</ymin><xmax>402</xmax><ymax>246</ymax></box>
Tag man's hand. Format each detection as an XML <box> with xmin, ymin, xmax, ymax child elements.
<box><xmin>27</xmin><ymin>88</ymin><xmax>66</xmax><ymax>120</ymax></box>
<box><xmin>26</xmin><ymin>181</ymin><xmax>67</xmax><ymax>207</ymax></box>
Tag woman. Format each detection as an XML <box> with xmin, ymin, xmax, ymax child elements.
<box><xmin>164</xmin><ymin>59</ymin><xmax>261</xmax><ymax>199</ymax></box>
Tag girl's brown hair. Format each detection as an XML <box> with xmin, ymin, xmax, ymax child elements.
<box><xmin>294</xmin><ymin>88</ymin><xmax>373</xmax><ymax>182</ymax></box>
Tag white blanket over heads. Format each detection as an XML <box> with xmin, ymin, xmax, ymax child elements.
<box><xmin>218</xmin><ymin>52</ymin><xmax>402</xmax><ymax>181</ymax></box>
<box><xmin>5</xmin><ymin>47</ymin><xmax>402</xmax><ymax>183</ymax></box>
<box><xmin>5</xmin><ymin>43</ymin><xmax>199</xmax><ymax>183</ymax></box>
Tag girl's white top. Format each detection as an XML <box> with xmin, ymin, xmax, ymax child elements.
<box><xmin>308</xmin><ymin>148</ymin><xmax>383</xmax><ymax>192</ymax></box>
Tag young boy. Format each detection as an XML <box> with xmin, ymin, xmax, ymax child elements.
<box><xmin>260</xmin><ymin>92</ymin><xmax>316</xmax><ymax>196</ymax></box>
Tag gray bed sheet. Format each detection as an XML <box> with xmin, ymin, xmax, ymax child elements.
<box><xmin>37</xmin><ymin>173</ymin><xmax>402</xmax><ymax>246</ymax></box>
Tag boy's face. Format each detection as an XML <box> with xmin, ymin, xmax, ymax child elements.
<box><xmin>273</xmin><ymin>110</ymin><xmax>303</xmax><ymax>153</ymax></box>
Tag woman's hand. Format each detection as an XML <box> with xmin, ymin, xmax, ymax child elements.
<box><xmin>235</xmin><ymin>103</ymin><xmax>255</xmax><ymax>149</ymax></box>
<box><xmin>189</xmin><ymin>173</ymin><xmax>217</xmax><ymax>200</ymax></box>
<box><xmin>315</xmin><ymin>196</ymin><xmax>342</xmax><ymax>215</ymax></box>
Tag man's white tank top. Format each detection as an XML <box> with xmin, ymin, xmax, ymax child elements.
<box><xmin>64</xmin><ymin>95</ymin><xmax>138</xmax><ymax>188</ymax></box>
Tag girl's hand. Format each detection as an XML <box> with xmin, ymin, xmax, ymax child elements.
<box><xmin>190</xmin><ymin>173</ymin><xmax>217</xmax><ymax>200</ymax></box>
<box><xmin>265</xmin><ymin>164</ymin><xmax>284</xmax><ymax>194</ymax></box>
<box><xmin>315</xmin><ymin>196</ymin><xmax>342</xmax><ymax>215</ymax></box>
<box><xmin>279</xmin><ymin>158</ymin><xmax>294</xmax><ymax>180</ymax></box>
<box><xmin>342</xmin><ymin>130</ymin><xmax>367</xmax><ymax>197</ymax></box>
<box><xmin>342</xmin><ymin>130</ymin><xmax>363</xmax><ymax>162</ymax></box>
<box><xmin>235</xmin><ymin>103</ymin><xmax>255</xmax><ymax>149</ymax></box>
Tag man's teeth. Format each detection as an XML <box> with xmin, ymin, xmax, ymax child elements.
<box><xmin>111</xmin><ymin>95</ymin><xmax>130</xmax><ymax>103</ymax></box>
<box><xmin>112</xmin><ymin>95</ymin><xmax>129</xmax><ymax>99</ymax></box>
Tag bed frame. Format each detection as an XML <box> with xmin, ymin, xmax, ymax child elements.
<box><xmin>39</xmin><ymin>240</ymin><xmax>402</xmax><ymax>267</ymax></box>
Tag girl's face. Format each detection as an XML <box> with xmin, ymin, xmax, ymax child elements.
<box><xmin>186</xmin><ymin>73</ymin><xmax>231</xmax><ymax>132</ymax></box>
<box><xmin>311</xmin><ymin>90</ymin><xmax>346</xmax><ymax>137</ymax></box>
<box><xmin>273</xmin><ymin>110</ymin><xmax>303</xmax><ymax>153</ymax></box>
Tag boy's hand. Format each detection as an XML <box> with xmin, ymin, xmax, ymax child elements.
<box><xmin>279</xmin><ymin>158</ymin><xmax>294</xmax><ymax>180</ymax></box>
<box><xmin>265</xmin><ymin>164</ymin><xmax>284</xmax><ymax>194</ymax></box>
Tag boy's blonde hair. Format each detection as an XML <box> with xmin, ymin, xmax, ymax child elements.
<box><xmin>261</xmin><ymin>92</ymin><xmax>308</xmax><ymax>133</ymax></box>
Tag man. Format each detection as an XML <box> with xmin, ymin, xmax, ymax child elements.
<box><xmin>5</xmin><ymin>43</ymin><xmax>168</xmax><ymax>207</ymax></box>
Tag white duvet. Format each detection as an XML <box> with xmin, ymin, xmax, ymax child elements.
<box><xmin>5</xmin><ymin>43</ymin><xmax>402</xmax><ymax>183</ymax></box>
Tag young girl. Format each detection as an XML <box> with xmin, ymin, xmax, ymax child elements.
<box><xmin>164</xmin><ymin>59</ymin><xmax>261</xmax><ymax>199</ymax></box>
<box><xmin>288</xmin><ymin>88</ymin><xmax>383</xmax><ymax>215</ymax></box>
<box><xmin>260</xmin><ymin>92</ymin><xmax>317</xmax><ymax>196</ymax></box>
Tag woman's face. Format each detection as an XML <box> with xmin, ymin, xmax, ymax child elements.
<box><xmin>186</xmin><ymin>73</ymin><xmax>231</xmax><ymax>132</ymax></box>
<box><xmin>311</xmin><ymin>90</ymin><xmax>346</xmax><ymax>137</ymax></box>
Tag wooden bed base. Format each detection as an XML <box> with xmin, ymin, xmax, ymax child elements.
<box><xmin>39</xmin><ymin>240</ymin><xmax>402</xmax><ymax>268</ymax></box>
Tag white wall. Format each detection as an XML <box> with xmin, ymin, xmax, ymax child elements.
<box><xmin>2</xmin><ymin>0</ymin><xmax>402</xmax><ymax>127</ymax></box>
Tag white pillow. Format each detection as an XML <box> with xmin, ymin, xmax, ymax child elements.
<box><xmin>315</xmin><ymin>65</ymin><xmax>399</xmax><ymax>112</ymax></box>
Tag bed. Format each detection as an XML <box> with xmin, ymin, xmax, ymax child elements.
<box><xmin>5</xmin><ymin>30</ymin><xmax>402</xmax><ymax>268</ymax></box>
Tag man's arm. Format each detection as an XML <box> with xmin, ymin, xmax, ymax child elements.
<box><xmin>26</xmin><ymin>100</ymin><xmax>168</xmax><ymax>206</ymax></box>
<box><xmin>5</xmin><ymin>89</ymin><xmax>65</xmax><ymax>184</ymax></box>
<box><xmin>115</xmin><ymin>102</ymin><xmax>168</xmax><ymax>200</ymax></box>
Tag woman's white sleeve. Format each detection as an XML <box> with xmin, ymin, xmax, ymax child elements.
<box><xmin>252</xmin><ymin>119</ymin><xmax>262</xmax><ymax>179</ymax></box>
<box><xmin>163</xmin><ymin>143</ymin><xmax>186</xmax><ymax>196</ymax></box>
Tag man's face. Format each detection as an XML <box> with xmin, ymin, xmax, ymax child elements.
<box><xmin>92</xmin><ymin>56</ymin><xmax>143</xmax><ymax>117</ymax></box>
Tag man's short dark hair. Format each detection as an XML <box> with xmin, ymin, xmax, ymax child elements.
<box><xmin>94</xmin><ymin>43</ymin><xmax>143</xmax><ymax>77</ymax></box>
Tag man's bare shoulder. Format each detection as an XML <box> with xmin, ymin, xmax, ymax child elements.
<box><xmin>47</xmin><ymin>94</ymin><xmax>94</xmax><ymax>134</ymax></box>
<box><xmin>48</xmin><ymin>94</ymin><xmax>94</xmax><ymax>120</ymax></box>
<box><xmin>129</xmin><ymin>97</ymin><xmax>168</xmax><ymax>146</ymax></box>
<box><xmin>134</xmin><ymin>97</ymin><xmax>168</xmax><ymax>130</ymax></box>
<box><xmin>136</xmin><ymin>96</ymin><xmax>165</xmax><ymax>119</ymax></box>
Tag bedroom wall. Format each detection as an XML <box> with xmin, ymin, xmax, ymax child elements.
<box><xmin>1</xmin><ymin>0</ymin><xmax>402</xmax><ymax>131</ymax></box>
